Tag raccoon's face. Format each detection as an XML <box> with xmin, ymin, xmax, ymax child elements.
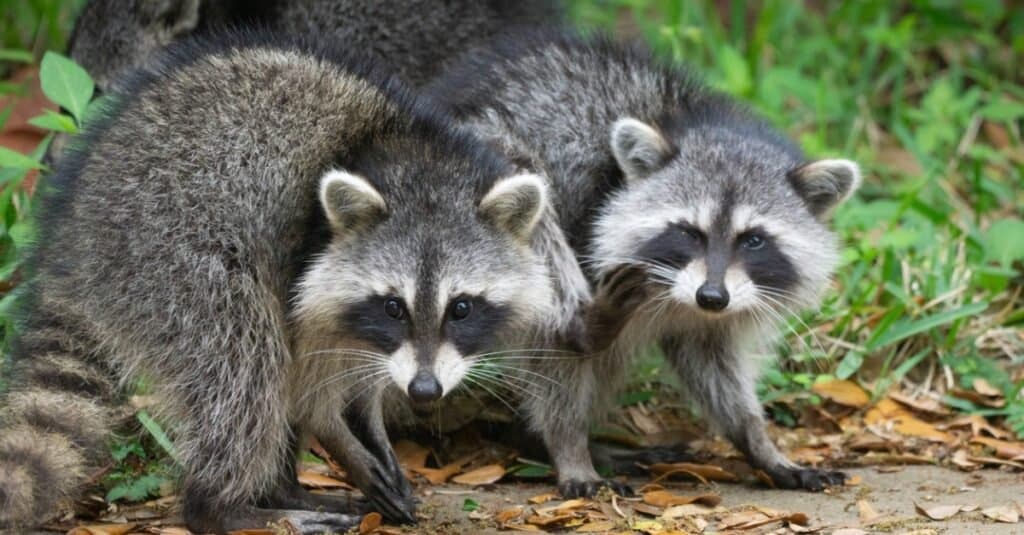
<box><xmin>294</xmin><ymin>163</ymin><xmax>553</xmax><ymax>405</ymax></box>
<box><xmin>593</xmin><ymin>118</ymin><xmax>861</xmax><ymax>322</ymax></box>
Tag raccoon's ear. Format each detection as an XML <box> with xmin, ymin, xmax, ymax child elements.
<box><xmin>139</xmin><ymin>0</ymin><xmax>201</xmax><ymax>38</ymax></box>
<box><xmin>319</xmin><ymin>170</ymin><xmax>388</xmax><ymax>237</ymax></box>
<box><xmin>479</xmin><ymin>173</ymin><xmax>548</xmax><ymax>243</ymax></box>
<box><xmin>610</xmin><ymin>118</ymin><xmax>673</xmax><ymax>182</ymax></box>
<box><xmin>787</xmin><ymin>159</ymin><xmax>862</xmax><ymax>218</ymax></box>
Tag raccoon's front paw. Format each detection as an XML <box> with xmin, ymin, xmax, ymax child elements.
<box><xmin>278</xmin><ymin>510</ymin><xmax>363</xmax><ymax>534</ymax></box>
<box><xmin>359</xmin><ymin>463</ymin><xmax>417</xmax><ymax>524</ymax></box>
<box><xmin>767</xmin><ymin>467</ymin><xmax>846</xmax><ymax>491</ymax></box>
<box><xmin>559</xmin><ymin>479</ymin><xmax>634</xmax><ymax>498</ymax></box>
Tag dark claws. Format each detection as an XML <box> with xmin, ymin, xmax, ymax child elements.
<box><xmin>558</xmin><ymin>479</ymin><xmax>634</xmax><ymax>499</ymax></box>
<box><xmin>768</xmin><ymin>467</ymin><xmax>847</xmax><ymax>491</ymax></box>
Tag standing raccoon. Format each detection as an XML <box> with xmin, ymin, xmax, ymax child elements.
<box><xmin>69</xmin><ymin>0</ymin><xmax>562</xmax><ymax>91</ymax></box>
<box><xmin>429</xmin><ymin>30</ymin><xmax>860</xmax><ymax>496</ymax></box>
<box><xmin>0</xmin><ymin>33</ymin><xmax>567</xmax><ymax>533</ymax></box>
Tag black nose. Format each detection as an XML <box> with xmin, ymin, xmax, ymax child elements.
<box><xmin>408</xmin><ymin>371</ymin><xmax>442</xmax><ymax>403</ymax></box>
<box><xmin>696</xmin><ymin>283</ymin><xmax>729</xmax><ymax>311</ymax></box>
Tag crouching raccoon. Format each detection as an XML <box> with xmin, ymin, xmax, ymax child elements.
<box><xmin>430</xmin><ymin>29</ymin><xmax>860</xmax><ymax>496</ymax></box>
<box><xmin>0</xmin><ymin>32</ymin><xmax>572</xmax><ymax>533</ymax></box>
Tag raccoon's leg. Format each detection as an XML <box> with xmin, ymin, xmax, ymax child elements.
<box><xmin>257</xmin><ymin>427</ymin><xmax>372</xmax><ymax>514</ymax></box>
<box><xmin>346</xmin><ymin>389</ymin><xmax>413</xmax><ymax>500</ymax></box>
<box><xmin>523</xmin><ymin>357</ymin><xmax>632</xmax><ymax>498</ymax></box>
<box><xmin>311</xmin><ymin>410</ymin><xmax>417</xmax><ymax>524</ymax></box>
<box><xmin>662</xmin><ymin>336</ymin><xmax>846</xmax><ymax>491</ymax></box>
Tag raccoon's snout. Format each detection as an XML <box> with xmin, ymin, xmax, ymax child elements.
<box><xmin>408</xmin><ymin>370</ymin><xmax>443</xmax><ymax>403</ymax></box>
<box><xmin>696</xmin><ymin>283</ymin><xmax>729</xmax><ymax>311</ymax></box>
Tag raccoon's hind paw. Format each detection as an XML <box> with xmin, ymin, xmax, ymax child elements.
<box><xmin>769</xmin><ymin>467</ymin><xmax>846</xmax><ymax>491</ymax></box>
<box><xmin>559</xmin><ymin>479</ymin><xmax>634</xmax><ymax>499</ymax></box>
<box><xmin>276</xmin><ymin>510</ymin><xmax>364</xmax><ymax>534</ymax></box>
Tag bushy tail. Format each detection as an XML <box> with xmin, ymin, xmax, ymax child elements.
<box><xmin>0</xmin><ymin>315</ymin><xmax>124</xmax><ymax>528</ymax></box>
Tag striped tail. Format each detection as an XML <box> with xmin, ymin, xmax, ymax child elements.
<box><xmin>0</xmin><ymin>315</ymin><xmax>124</xmax><ymax>528</ymax></box>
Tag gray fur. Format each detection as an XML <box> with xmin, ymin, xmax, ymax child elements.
<box><xmin>429</xmin><ymin>30</ymin><xmax>860</xmax><ymax>495</ymax></box>
<box><xmin>69</xmin><ymin>0</ymin><xmax>563</xmax><ymax>91</ymax></box>
<box><xmin>0</xmin><ymin>34</ymin><xmax>564</xmax><ymax>532</ymax></box>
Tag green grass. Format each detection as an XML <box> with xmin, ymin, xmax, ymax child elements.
<box><xmin>0</xmin><ymin>1</ymin><xmax>1022</xmax><ymax>505</ymax></box>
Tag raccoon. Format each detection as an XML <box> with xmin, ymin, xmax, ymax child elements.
<box><xmin>0</xmin><ymin>32</ymin><xmax>566</xmax><ymax>533</ymax></box>
<box><xmin>68</xmin><ymin>0</ymin><xmax>563</xmax><ymax>91</ymax></box>
<box><xmin>429</xmin><ymin>30</ymin><xmax>860</xmax><ymax>496</ymax></box>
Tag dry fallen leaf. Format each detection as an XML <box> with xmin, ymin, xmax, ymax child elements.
<box><xmin>526</xmin><ymin>513</ymin><xmax>577</xmax><ymax>527</ymax></box>
<box><xmin>528</xmin><ymin>492</ymin><xmax>558</xmax><ymax>505</ymax></box>
<box><xmin>410</xmin><ymin>453</ymin><xmax>476</xmax><ymax>485</ymax></box>
<box><xmin>496</xmin><ymin>506</ymin><xmax>524</xmax><ymax>524</ymax></box>
<box><xmin>535</xmin><ymin>498</ymin><xmax>590</xmax><ymax>515</ymax></box>
<box><xmin>971</xmin><ymin>437</ymin><xmax>1024</xmax><ymax>459</ymax></box>
<box><xmin>889</xmin><ymin>391</ymin><xmax>952</xmax><ymax>417</ymax></box>
<box><xmin>452</xmin><ymin>464</ymin><xmax>505</xmax><ymax>486</ymax></box>
<box><xmin>394</xmin><ymin>440</ymin><xmax>431</xmax><ymax>470</ymax></box>
<box><xmin>972</xmin><ymin>377</ymin><xmax>1002</xmax><ymax>397</ymax></box>
<box><xmin>575</xmin><ymin>520</ymin><xmax>617</xmax><ymax>532</ymax></box>
<box><xmin>648</xmin><ymin>462</ymin><xmax>738</xmax><ymax>483</ymax></box>
<box><xmin>812</xmin><ymin>379</ymin><xmax>870</xmax><ymax>408</ymax></box>
<box><xmin>981</xmin><ymin>505</ymin><xmax>1020</xmax><ymax>523</ymax></box>
<box><xmin>865</xmin><ymin>399</ymin><xmax>953</xmax><ymax>443</ymax></box>
<box><xmin>68</xmin><ymin>525</ymin><xmax>136</xmax><ymax>535</ymax></box>
<box><xmin>915</xmin><ymin>502</ymin><xmax>965</xmax><ymax>520</ymax></box>
<box><xmin>831</xmin><ymin>530</ymin><xmax>869</xmax><ymax>535</ymax></box>
<box><xmin>642</xmin><ymin>490</ymin><xmax>721</xmax><ymax>508</ymax></box>
<box><xmin>661</xmin><ymin>503</ymin><xmax>720</xmax><ymax>519</ymax></box>
<box><xmin>359</xmin><ymin>512</ymin><xmax>382</xmax><ymax>534</ymax></box>
<box><xmin>297</xmin><ymin>470</ymin><xmax>351</xmax><ymax>489</ymax></box>
<box><xmin>857</xmin><ymin>499</ymin><xmax>881</xmax><ymax>524</ymax></box>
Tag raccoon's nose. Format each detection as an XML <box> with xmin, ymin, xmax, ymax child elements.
<box><xmin>408</xmin><ymin>371</ymin><xmax>443</xmax><ymax>403</ymax></box>
<box><xmin>696</xmin><ymin>283</ymin><xmax>729</xmax><ymax>311</ymax></box>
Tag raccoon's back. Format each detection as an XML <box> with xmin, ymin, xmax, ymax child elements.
<box><xmin>427</xmin><ymin>30</ymin><xmax>728</xmax><ymax>247</ymax></box>
<box><xmin>275</xmin><ymin>0</ymin><xmax>563</xmax><ymax>86</ymax></box>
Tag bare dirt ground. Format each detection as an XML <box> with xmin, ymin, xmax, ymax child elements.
<box><xmin>409</xmin><ymin>466</ymin><xmax>1024</xmax><ymax>534</ymax></box>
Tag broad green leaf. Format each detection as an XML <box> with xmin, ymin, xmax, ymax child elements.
<box><xmin>983</xmin><ymin>218</ymin><xmax>1024</xmax><ymax>267</ymax></box>
<box><xmin>462</xmin><ymin>498</ymin><xmax>479</xmax><ymax>512</ymax></box>
<box><xmin>28</xmin><ymin>109</ymin><xmax>78</xmax><ymax>133</ymax></box>
<box><xmin>0</xmin><ymin>147</ymin><xmax>43</xmax><ymax>171</ymax></box>
<box><xmin>39</xmin><ymin>51</ymin><xmax>94</xmax><ymax>124</ymax></box>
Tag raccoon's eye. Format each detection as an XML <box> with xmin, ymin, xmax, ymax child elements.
<box><xmin>741</xmin><ymin>233</ymin><xmax>766</xmax><ymax>250</ymax></box>
<box><xmin>450</xmin><ymin>299</ymin><xmax>473</xmax><ymax>321</ymax></box>
<box><xmin>384</xmin><ymin>298</ymin><xmax>404</xmax><ymax>320</ymax></box>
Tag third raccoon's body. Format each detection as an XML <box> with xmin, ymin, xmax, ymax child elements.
<box><xmin>69</xmin><ymin>0</ymin><xmax>562</xmax><ymax>90</ymax></box>
<box><xmin>430</xmin><ymin>30</ymin><xmax>860</xmax><ymax>496</ymax></box>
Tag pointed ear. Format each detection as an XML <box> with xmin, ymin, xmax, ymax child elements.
<box><xmin>319</xmin><ymin>170</ymin><xmax>387</xmax><ymax>237</ymax></box>
<box><xmin>479</xmin><ymin>173</ymin><xmax>547</xmax><ymax>243</ymax></box>
<box><xmin>610</xmin><ymin>118</ymin><xmax>673</xmax><ymax>181</ymax></box>
<box><xmin>787</xmin><ymin>159</ymin><xmax>861</xmax><ymax>218</ymax></box>
<box><xmin>141</xmin><ymin>0</ymin><xmax>201</xmax><ymax>38</ymax></box>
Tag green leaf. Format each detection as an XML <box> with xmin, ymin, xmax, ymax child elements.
<box><xmin>0</xmin><ymin>146</ymin><xmax>43</xmax><ymax>171</ymax></box>
<box><xmin>39</xmin><ymin>51</ymin><xmax>94</xmax><ymax>124</ymax></box>
<box><xmin>835</xmin><ymin>352</ymin><xmax>864</xmax><ymax>380</ymax></box>
<box><xmin>868</xmin><ymin>302</ymin><xmax>989</xmax><ymax>351</ymax></box>
<box><xmin>717</xmin><ymin>45</ymin><xmax>753</xmax><ymax>96</ymax></box>
<box><xmin>462</xmin><ymin>498</ymin><xmax>479</xmax><ymax>512</ymax></box>
<box><xmin>617</xmin><ymin>390</ymin><xmax>655</xmax><ymax>406</ymax></box>
<box><xmin>508</xmin><ymin>463</ymin><xmax>553</xmax><ymax>478</ymax></box>
<box><xmin>8</xmin><ymin>221</ymin><xmax>35</xmax><ymax>248</ymax></box>
<box><xmin>983</xmin><ymin>218</ymin><xmax>1024</xmax><ymax>267</ymax></box>
<box><xmin>0</xmin><ymin>49</ymin><xmax>33</xmax><ymax>63</ymax></box>
<box><xmin>105</xmin><ymin>473</ymin><xmax>166</xmax><ymax>503</ymax></box>
<box><xmin>137</xmin><ymin>410</ymin><xmax>178</xmax><ymax>463</ymax></box>
<box><xmin>28</xmin><ymin>109</ymin><xmax>78</xmax><ymax>133</ymax></box>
